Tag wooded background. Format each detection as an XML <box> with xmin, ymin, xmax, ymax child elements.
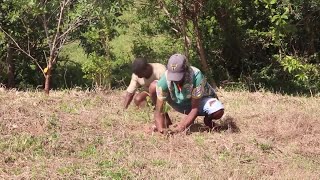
<box><xmin>0</xmin><ymin>0</ymin><xmax>319</xmax><ymax>95</ymax></box>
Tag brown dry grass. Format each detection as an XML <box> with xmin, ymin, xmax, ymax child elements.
<box><xmin>0</xmin><ymin>89</ymin><xmax>319</xmax><ymax>179</ymax></box>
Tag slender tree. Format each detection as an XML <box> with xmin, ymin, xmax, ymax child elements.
<box><xmin>0</xmin><ymin>0</ymin><xmax>98</xmax><ymax>94</ymax></box>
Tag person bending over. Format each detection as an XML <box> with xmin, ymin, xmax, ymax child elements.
<box><xmin>124</xmin><ymin>58</ymin><xmax>166</xmax><ymax>109</ymax></box>
<box><xmin>154</xmin><ymin>54</ymin><xmax>224</xmax><ymax>134</ymax></box>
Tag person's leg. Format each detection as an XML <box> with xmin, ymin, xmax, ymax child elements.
<box><xmin>203</xmin><ymin>109</ymin><xmax>224</xmax><ymax>128</ymax></box>
<box><xmin>147</xmin><ymin>81</ymin><xmax>172</xmax><ymax>133</ymax></box>
<box><xmin>147</xmin><ymin>110</ymin><xmax>172</xmax><ymax>134</ymax></box>
<box><xmin>134</xmin><ymin>80</ymin><xmax>158</xmax><ymax>108</ymax></box>
<box><xmin>133</xmin><ymin>91</ymin><xmax>149</xmax><ymax>108</ymax></box>
<box><xmin>148</xmin><ymin>80</ymin><xmax>158</xmax><ymax>105</ymax></box>
<box><xmin>164</xmin><ymin>112</ymin><xmax>172</xmax><ymax>127</ymax></box>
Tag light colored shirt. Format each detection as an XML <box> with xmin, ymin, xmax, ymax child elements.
<box><xmin>126</xmin><ymin>63</ymin><xmax>166</xmax><ymax>93</ymax></box>
<box><xmin>156</xmin><ymin>66</ymin><xmax>216</xmax><ymax>107</ymax></box>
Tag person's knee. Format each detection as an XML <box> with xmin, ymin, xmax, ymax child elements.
<box><xmin>148</xmin><ymin>81</ymin><xmax>158</xmax><ymax>104</ymax></box>
<box><xmin>134</xmin><ymin>94</ymin><xmax>145</xmax><ymax>106</ymax></box>
<box><xmin>134</xmin><ymin>93</ymin><xmax>147</xmax><ymax>106</ymax></box>
<box><xmin>148</xmin><ymin>81</ymin><xmax>157</xmax><ymax>95</ymax></box>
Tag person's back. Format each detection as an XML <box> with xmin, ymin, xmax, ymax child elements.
<box><xmin>127</xmin><ymin>63</ymin><xmax>166</xmax><ymax>93</ymax></box>
<box><xmin>124</xmin><ymin>58</ymin><xmax>166</xmax><ymax>109</ymax></box>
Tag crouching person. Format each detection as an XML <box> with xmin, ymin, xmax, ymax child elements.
<box><xmin>123</xmin><ymin>58</ymin><xmax>166</xmax><ymax>109</ymax></box>
<box><xmin>154</xmin><ymin>54</ymin><xmax>224</xmax><ymax>134</ymax></box>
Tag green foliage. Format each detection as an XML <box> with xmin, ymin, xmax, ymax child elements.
<box><xmin>82</xmin><ymin>53</ymin><xmax>112</xmax><ymax>88</ymax></box>
<box><xmin>53</xmin><ymin>58</ymin><xmax>88</xmax><ymax>89</ymax></box>
<box><xmin>0</xmin><ymin>0</ymin><xmax>319</xmax><ymax>95</ymax></box>
<box><xmin>279</xmin><ymin>55</ymin><xmax>320</xmax><ymax>92</ymax></box>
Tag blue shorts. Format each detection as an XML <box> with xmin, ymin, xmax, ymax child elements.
<box><xmin>168</xmin><ymin>97</ymin><xmax>224</xmax><ymax>116</ymax></box>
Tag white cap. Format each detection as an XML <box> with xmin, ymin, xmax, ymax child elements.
<box><xmin>203</xmin><ymin>98</ymin><xmax>224</xmax><ymax>115</ymax></box>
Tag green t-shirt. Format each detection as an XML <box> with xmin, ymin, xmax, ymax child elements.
<box><xmin>156</xmin><ymin>66</ymin><xmax>215</xmax><ymax>107</ymax></box>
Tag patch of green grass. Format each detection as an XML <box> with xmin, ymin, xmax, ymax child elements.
<box><xmin>100</xmin><ymin>168</ymin><xmax>132</xmax><ymax>179</ymax></box>
<box><xmin>57</xmin><ymin>164</ymin><xmax>81</xmax><ymax>176</ymax></box>
<box><xmin>0</xmin><ymin>138</ymin><xmax>9</xmax><ymax>152</ymax></box>
<box><xmin>131</xmin><ymin>160</ymin><xmax>147</xmax><ymax>169</ymax></box>
<box><xmin>152</xmin><ymin>159</ymin><xmax>168</xmax><ymax>167</ymax></box>
<box><xmin>47</xmin><ymin>114</ymin><xmax>59</xmax><ymax>130</ymax></box>
<box><xmin>96</xmin><ymin>159</ymin><xmax>132</xmax><ymax>179</ymax></box>
<box><xmin>46</xmin><ymin>114</ymin><xmax>60</xmax><ymax>147</ymax></box>
<box><xmin>93</xmin><ymin>136</ymin><xmax>103</xmax><ymax>146</ymax></box>
<box><xmin>257</xmin><ymin>143</ymin><xmax>273</xmax><ymax>153</ymax></box>
<box><xmin>97</xmin><ymin>160</ymin><xmax>114</xmax><ymax>168</ymax></box>
<box><xmin>101</xmin><ymin>117</ymin><xmax>114</xmax><ymax>128</ymax></box>
<box><xmin>59</xmin><ymin>102</ymin><xmax>78</xmax><ymax>114</ymax></box>
<box><xmin>194</xmin><ymin>134</ymin><xmax>205</xmax><ymax>146</ymax></box>
<box><xmin>79</xmin><ymin>144</ymin><xmax>97</xmax><ymax>158</ymax></box>
<box><xmin>48</xmin><ymin>131</ymin><xmax>59</xmax><ymax>142</ymax></box>
<box><xmin>111</xmin><ymin>149</ymin><xmax>127</xmax><ymax>161</ymax></box>
<box><xmin>253</xmin><ymin>139</ymin><xmax>274</xmax><ymax>153</ymax></box>
<box><xmin>218</xmin><ymin>150</ymin><xmax>231</xmax><ymax>161</ymax></box>
<box><xmin>258</xmin><ymin>143</ymin><xmax>273</xmax><ymax>152</ymax></box>
<box><xmin>0</xmin><ymin>166</ymin><xmax>23</xmax><ymax>176</ymax></box>
<box><xmin>149</xmin><ymin>136</ymin><xmax>159</xmax><ymax>146</ymax></box>
<box><xmin>12</xmin><ymin>167</ymin><xmax>23</xmax><ymax>176</ymax></box>
<box><xmin>239</xmin><ymin>155</ymin><xmax>255</xmax><ymax>164</ymax></box>
<box><xmin>129</xmin><ymin>108</ymin><xmax>152</xmax><ymax>123</ymax></box>
<box><xmin>5</xmin><ymin>134</ymin><xmax>44</xmax><ymax>154</ymax></box>
<box><xmin>81</xmin><ymin>98</ymin><xmax>95</xmax><ymax>108</ymax></box>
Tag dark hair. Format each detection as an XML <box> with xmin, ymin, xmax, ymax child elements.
<box><xmin>132</xmin><ymin>58</ymin><xmax>148</xmax><ymax>74</ymax></box>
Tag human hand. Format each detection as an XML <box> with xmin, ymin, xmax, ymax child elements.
<box><xmin>170</xmin><ymin>123</ymin><xmax>185</xmax><ymax>134</ymax></box>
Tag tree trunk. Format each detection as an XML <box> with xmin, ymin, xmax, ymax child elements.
<box><xmin>192</xmin><ymin>2</ymin><xmax>217</xmax><ymax>89</ymax></box>
<box><xmin>179</xmin><ymin>0</ymin><xmax>190</xmax><ymax>59</ymax></box>
<box><xmin>215</xmin><ymin>7</ymin><xmax>242</xmax><ymax>79</ymax></box>
<box><xmin>193</xmin><ymin>19</ymin><xmax>209</xmax><ymax>72</ymax></box>
<box><xmin>6</xmin><ymin>41</ymin><xmax>15</xmax><ymax>88</ymax></box>
<box><xmin>44</xmin><ymin>62</ymin><xmax>52</xmax><ymax>95</ymax></box>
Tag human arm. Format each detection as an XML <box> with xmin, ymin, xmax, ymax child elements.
<box><xmin>153</xmin><ymin>73</ymin><xmax>169</xmax><ymax>133</ymax></box>
<box><xmin>123</xmin><ymin>74</ymin><xmax>139</xmax><ymax>109</ymax></box>
<box><xmin>172</xmin><ymin>98</ymin><xmax>200</xmax><ymax>133</ymax></box>
<box><xmin>172</xmin><ymin>67</ymin><xmax>205</xmax><ymax>133</ymax></box>
<box><xmin>123</xmin><ymin>92</ymin><xmax>134</xmax><ymax>109</ymax></box>
<box><xmin>154</xmin><ymin>98</ymin><xmax>167</xmax><ymax>133</ymax></box>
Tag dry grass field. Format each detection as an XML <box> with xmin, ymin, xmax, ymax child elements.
<box><xmin>0</xmin><ymin>89</ymin><xmax>319</xmax><ymax>179</ymax></box>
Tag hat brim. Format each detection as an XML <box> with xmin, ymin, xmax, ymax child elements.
<box><xmin>167</xmin><ymin>72</ymin><xmax>185</xmax><ymax>81</ymax></box>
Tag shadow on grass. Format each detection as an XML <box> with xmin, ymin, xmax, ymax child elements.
<box><xmin>187</xmin><ymin>116</ymin><xmax>240</xmax><ymax>134</ymax></box>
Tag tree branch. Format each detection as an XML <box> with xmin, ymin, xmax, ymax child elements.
<box><xmin>42</xmin><ymin>14</ymin><xmax>52</xmax><ymax>51</ymax></box>
<box><xmin>51</xmin><ymin>0</ymin><xmax>70</xmax><ymax>59</ymax></box>
<box><xmin>0</xmin><ymin>27</ymin><xmax>45</xmax><ymax>76</ymax></box>
<box><xmin>158</xmin><ymin>0</ymin><xmax>182</xmax><ymax>33</ymax></box>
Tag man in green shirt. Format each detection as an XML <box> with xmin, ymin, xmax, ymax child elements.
<box><xmin>154</xmin><ymin>54</ymin><xmax>224</xmax><ymax>134</ymax></box>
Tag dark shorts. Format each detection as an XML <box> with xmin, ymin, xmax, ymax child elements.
<box><xmin>168</xmin><ymin>96</ymin><xmax>224</xmax><ymax>116</ymax></box>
